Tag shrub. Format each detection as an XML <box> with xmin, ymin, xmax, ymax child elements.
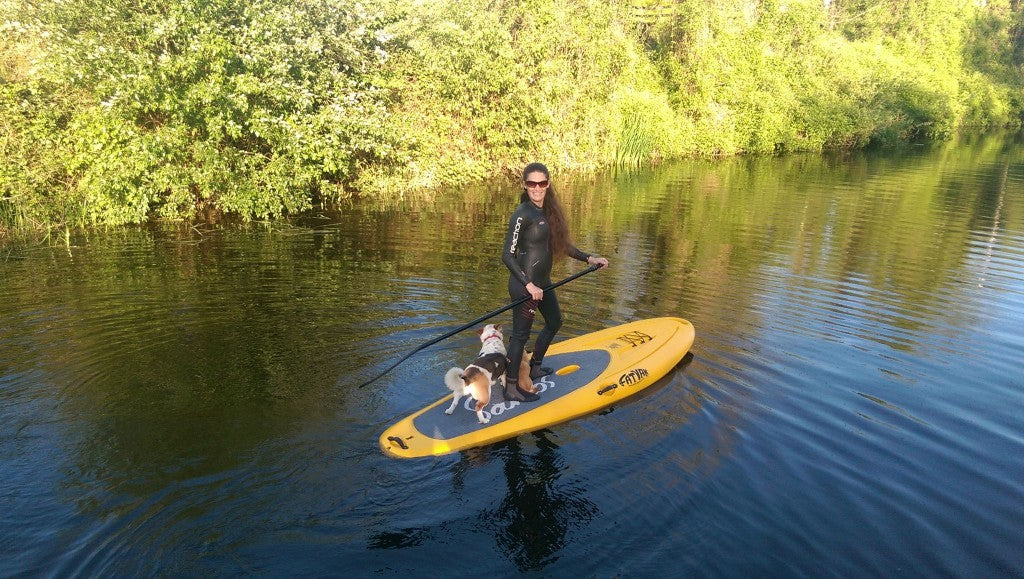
<box><xmin>2</xmin><ymin>0</ymin><xmax>403</xmax><ymax>229</ymax></box>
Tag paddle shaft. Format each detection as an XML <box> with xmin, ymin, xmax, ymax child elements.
<box><xmin>357</xmin><ymin>264</ymin><xmax>601</xmax><ymax>388</ymax></box>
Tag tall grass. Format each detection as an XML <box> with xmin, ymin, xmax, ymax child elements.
<box><xmin>616</xmin><ymin>110</ymin><xmax>656</xmax><ymax>167</ymax></box>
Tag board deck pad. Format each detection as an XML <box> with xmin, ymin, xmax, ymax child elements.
<box><xmin>412</xmin><ymin>349</ymin><xmax>610</xmax><ymax>439</ymax></box>
<box><xmin>380</xmin><ymin>317</ymin><xmax>695</xmax><ymax>458</ymax></box>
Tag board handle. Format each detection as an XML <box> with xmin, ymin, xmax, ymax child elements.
<box><xmin>597</xmin><ymin>384</ymin><xmax>618</xmax><ymax>395</ymax></box>
<box><xmin>387</xmin><ymin>436</ymin><xmax>409</xmax><ymax>450</ymax></box>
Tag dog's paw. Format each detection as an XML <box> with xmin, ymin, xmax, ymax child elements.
<box><xmin>445</xmin><ymin>408</ymin><xmax>454</xmax><ymax>415</ymax></box>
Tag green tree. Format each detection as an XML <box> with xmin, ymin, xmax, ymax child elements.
<box><xmin>2</xmin><ymin>0</ymin><xmax>403</xmax><ymax>229</ymax></box>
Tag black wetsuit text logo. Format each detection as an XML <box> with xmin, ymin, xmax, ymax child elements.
<box><xmin>509</xmin><ymin>216</ymin><xmax>523</xmax><ymax>254</ymax></box>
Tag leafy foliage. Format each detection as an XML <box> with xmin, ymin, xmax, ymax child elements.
<box><xmin>2</xmin><ymin>0</ymin><xmax>402</xmax><ymax>230</ymax></box>
<box><xmin>360</xmin><ymin>0</ymin><xmax>669</xmax><ymax>194</ymax></box>
<box><xmin>1</xmin><ymin>0</ymin><xmax>1022</xmax><ymax>234</ymax></box>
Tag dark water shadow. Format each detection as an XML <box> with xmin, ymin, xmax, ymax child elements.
<box><xmin>366</xmin><ymin>527</ymin><xmax>433</xmax><ymax>550</ymax></box>
<box><xmin>479</xmin><ymin>432</ymin><xmax>598</xmax><ymax>572</ymax></box>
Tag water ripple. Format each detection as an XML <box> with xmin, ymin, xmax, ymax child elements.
<box><xmin>3</xmin><ymin>138</ymin><xmax>1024</xmax><ymax>575</ymax></box>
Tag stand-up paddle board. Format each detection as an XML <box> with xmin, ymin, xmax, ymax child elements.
<box><xmin>380</xmin><ymin>317</ymin><xmax>695</xmax><ymax>458</ymax></box>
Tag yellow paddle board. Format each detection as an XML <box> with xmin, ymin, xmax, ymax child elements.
<box><xmin>379</xmin><ymin>317</ymin><xmax>695</xmax><ymax>458</ymax></box>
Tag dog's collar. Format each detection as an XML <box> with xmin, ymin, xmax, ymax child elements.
<box><xmin>481</xmin><ymin>332</ymin><xmax>502</xmax><ymax>344</ymax></box>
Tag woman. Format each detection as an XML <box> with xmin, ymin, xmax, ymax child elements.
<box><xmin>500</xmin><ymin>162</ymin><xmax>609</xmax><ymax>402</ymax></box>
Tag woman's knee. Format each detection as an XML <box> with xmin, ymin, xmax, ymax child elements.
<box><xmin>543</xmin><ymin>315</ymin><xmax>562</xmax><ymax>334</ymax></box>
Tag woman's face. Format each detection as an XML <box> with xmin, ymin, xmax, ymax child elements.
<box><xmin>524</xmin><ymin>170</ymin><xmax>549</xmax><ymax>208</ymax></box>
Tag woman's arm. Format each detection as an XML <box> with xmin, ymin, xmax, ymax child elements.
<box><xmin>566</xmin><ymin>244</ymin><xmax>590</xmax><ymax>263</ymax></box>
<box><xmin>568</xmin><ymin>244</ymin><xmax>608</xmax><ymax>268</ymax></box>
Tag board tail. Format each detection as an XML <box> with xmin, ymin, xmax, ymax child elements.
<box><xmin>444</xmin><ymin>367</ymin><xmax>465</xmax><ymax>392</ymax></box>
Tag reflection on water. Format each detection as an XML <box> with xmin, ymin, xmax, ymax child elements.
<box><xmin>486</xmin><ymin>434</ymin><xmax>598</xmax><ymax>572</ymax></box>
<box><xmin>2</xmin><ymin>132</ymin><xmax>1023</xmax><ymax>575</ymax></box>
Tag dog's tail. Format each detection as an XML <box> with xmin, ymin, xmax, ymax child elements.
<box><xmin>444</xmin><ymin>367</ymin><xmax>465</xmax><ymax>392</ymax></box>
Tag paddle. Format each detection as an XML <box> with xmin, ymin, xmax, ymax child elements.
<box><xmin>357</xmin><ymin>263</ymin><xmax>602</xmax><ymax>388</ymax></box>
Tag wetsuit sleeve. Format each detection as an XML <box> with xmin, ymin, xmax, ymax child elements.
<box><xmin>566</xmin><ymin>243</ymin><xmax>591</xmax><ymax>263</ymax></box>
<box><xmin>502</xmin><ymin>208</ymin><xmax>530</xmax><ymax>285</ymax></box>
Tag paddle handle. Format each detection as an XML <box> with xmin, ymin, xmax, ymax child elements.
<box><xmin>357</xmin><ymin>264</ymin><xmax>601</xmax><ymax>388</ymax></box>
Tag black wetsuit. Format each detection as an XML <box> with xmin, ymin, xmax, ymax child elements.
<box><xmin>501</xmin><ymin>201</ymin><xmax>590</xmax><ymax>384</ymax></box>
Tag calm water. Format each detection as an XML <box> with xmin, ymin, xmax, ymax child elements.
<box><xmin>2</xmin><ymin>133</ymin><xmax>1023</xmax><ymax>576</ymax></box>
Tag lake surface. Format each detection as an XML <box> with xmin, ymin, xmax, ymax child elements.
<box><xmin>2</xmin><ymin>133</ymin><xmax>1023</xmax><ymax>576</ymax></box>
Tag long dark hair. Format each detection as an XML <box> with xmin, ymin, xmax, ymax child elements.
<box><xmin>520</xmin><ymin>162</ymin><xmax>572</xmax><ymax>258</ymax></box>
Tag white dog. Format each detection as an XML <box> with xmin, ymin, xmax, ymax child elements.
<box><xmin>444</xmin><ymin>324</ymin><xmax>508</xmax><ymax>423</ymax></box>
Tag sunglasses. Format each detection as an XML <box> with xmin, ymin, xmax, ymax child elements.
<box><xmin>524</xmin><ymin>179</ymin><xmax>549</xmax><ymax>189</ymax></box>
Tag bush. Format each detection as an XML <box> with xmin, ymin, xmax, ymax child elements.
<box><xmin>359</xmin><ymin>0</ymin><xmax>676</xmax><ymax>195</ymax></box>
<box><xmin>2</xmin><ymin>0</ymin><xmax>403</xmax><ymax>229</ymax></box>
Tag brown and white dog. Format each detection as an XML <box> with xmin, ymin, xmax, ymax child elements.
<box><xmin>445</xmin><ymin>324</ymin><xmax>507</xmax><ymax>423</ymax></box>
<box><xmin>444</xmin><ymin>324</ymin><xmax>540</xmax><ymax>424</ymax></box>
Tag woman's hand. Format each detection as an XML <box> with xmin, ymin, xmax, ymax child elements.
<box><xmin>588</xmin><ymin>255</ymin><xmax>610</xmax><ymax>269</ymax></box>
<box><xmin>525</xmin><ymin>282</ymin><xmax>544</xmax><ymax>301</ymax></box>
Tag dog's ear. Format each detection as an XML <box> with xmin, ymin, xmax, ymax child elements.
<box><xmin>476</xmin><ymin>327</ymin><xmax>484</xmax><ymax>335</ymax></box>
<box><xmin>494</xmin><ymin>324</ymin><xmax>502</xmax><ymax>332</ymax></box>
